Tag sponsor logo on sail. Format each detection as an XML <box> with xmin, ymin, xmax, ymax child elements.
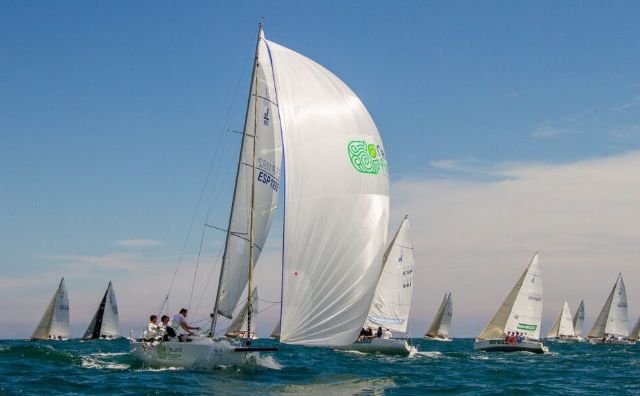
<box><xmin>347</xmin><ymin>140</ymin><xmax>388</xmax><ymax>175</ymax></box>
<box><xmin>517</xmin><ymin>323</ymin><xmax>537</xmax><ymax>331</ymax></box>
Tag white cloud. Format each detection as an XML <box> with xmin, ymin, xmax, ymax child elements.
<box><xmin>612</xmin><ymin>95</ymin><xmax>640</xmax><ymax>112</ymax></box>
<box><xmin>116</xmin><ymin>239</ymin><xmax>162</xmax><ymax>248</ymax></box>
<box><xmin>391</xmin><ymin>150</ymin><xmax>640</xmax><ymax>336</ymax></box>
<box><xmin>530</xmin><ymin>124</ymin><xmax>574</xmax><ymax>139</ymax></box>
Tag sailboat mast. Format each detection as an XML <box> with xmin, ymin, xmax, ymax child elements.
<box><xmin>246</xmin><ymin>25</ymin><xmax>262</xmax><ymax>340</ymax></box>
<box><xmin>210</xmin><ymin>24</ymin><xmax>263</xmax><ymax>337</ymax></box>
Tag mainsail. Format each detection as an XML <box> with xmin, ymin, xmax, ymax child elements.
<box><xmin>588</xmin><ymin>273</ymin><xmax>628</xmax><ymax>339</ymax></box>
<box><xmin>477</xmin><ymin>253</ymin><xmax>543</xmax><ymax>340</ymax></box>
<box><xmin>82</xmin><ymin>281</ymin><xmax>120</xmax><ymax>339</ymax></box>
<box><xmin>364</xmin><ymin>216</ymin><xmax>414</xmax><ymax>334</ymax></box>
<box><xmin>212</xmin><ymin>30</ymin><xmax>283</xmax><ymax>328</ymax></box>
<box><xmin>32</xmin><ymin>278</ymin><xmax>70</xmax><ymax>340</ymax></box>
<box><xmin>266</xmin><ymin>36</ymin><xmax>390</xmax><ymax>345</ymax></box>
<box><xmin>547</xmin><ymin>301</ymin><xmax>575</xmax><ymax>338</ymax></box>
<box><xmin>573</xmin><ymin>299</ymin><xmax>585</xmax><ymax>336</ymax></box>
<box><xmin>225</xmin><ymin>288</ymin><xmax>258</xmax><ymax>337</ymax></box>
<box><xmin>425</xmin><ymin>292</ymin><xmax>453</xmax><ymax>338</ymax></box>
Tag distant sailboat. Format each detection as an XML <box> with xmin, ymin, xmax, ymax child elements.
<box><xmin>270</xmin><ymin>319</ymin><xmax>280</xmax><ymax>340</ymax></box>
<box><xmin>339</xmin><ymin>216</ymin><xmax>415</xmax><ymax>355</ymax></box>
<box><xmin>31</xmin><ymin>278</ymin><xmax>70</xmax><ymax>340</ymax></box>
<box><xmin>546</xmin><ymin>301</ymin><xmax>575</xmax><ymax>340</ymax></box>
<box><xmin>572</xmin><ymin>299</ymin><xmax>585</xmax><ymax>341</ymax></box>
<box><xmin>424</xmin><ymin>292</ymin><xmax>453</xmax><ymax>341</ymax></box>
<box><xmin>224</xmin><ymin>288</ymin><xmax>259</xmax><ymax>340</ymax></box>
<box><xmin>474</xmin><ymin>253</ymin><xmax>548</xmax><ymax>353</ymax></box>
<box><xmin>82</xmin><ymin>281</ymin><xmax>121</xmax><ymax>340</ymax></box>
<box><xmin>588</xmin><ymin>273</ymin><xmax>629</xmax><ymax>344</ymax></box>
<box><xmin>628</xmin><ymin>318</ymin><xmax>640</xmax><ymax>343</ymax></box>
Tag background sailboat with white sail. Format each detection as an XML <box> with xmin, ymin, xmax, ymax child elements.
<box><xmin>546</xmin><ymin>301</ymin><xmax>575</xmax><ymax>341</ymax></box>
<box><xmin>572</xmin><ymin>299</ymin><xmax>585</xmax><ymax>341</ymax></box>
<box><xmin>628</xmin><ymin>317</ymin><xmax>640</xmax><ymax>344</ymax></box>
<box><xmin>31</xmin><ymin>277</ymin><xmax>70</xmax><ymax>341</ymax></box>
<box><xmin>339</xmin><ymin>216</ymin><xmax>415</xmax><ymax>355</ymax></box>
<box><xmin>270</xmin><ymin>319</ymin><xmax>280</xmax><ymax>340</ymax></box>
<box><xmin>474</xmin><ymin>253</ymin><xmax>548</xmax><ymax>353</ymax></box>
<box><xmin>424</xmin><ymin>292</ymin><xmax>453</xmax><ymax>341</ymax></box>
<box><xmin>224</xmin><ymin>288</ymin><xmax>259</xmax><ymax>340</ymax></box>
<box><xmin>82</xmin><ymin>281</ymin><xmax>121</xmax><ymax>340</ymax></box>
<box><xmin>588</xmin><ymin>273</ymin><xmax>629</xmax><ymax>344</ymax></box>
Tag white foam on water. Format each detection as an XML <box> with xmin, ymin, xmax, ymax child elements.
<box><xmin>81</xmin><ymin>356</ymin><xmax>129</xmax><ymax>370</ymax></box>
<box><xmin>414</xmin><ymin>351</ymin><xmax>443</xmax><ymax>359</ymax></box>
<box><xmin>248</xmin><ymin>353</ymin><xmax>283</xmax><ymax>370</ymax></box>
<box><xmin>90</xmin><ymin>352</ymin><xmax>127</xmax><ymax>358</ymax></box>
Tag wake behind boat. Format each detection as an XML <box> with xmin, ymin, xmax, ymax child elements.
<box><xmin>474</xmin><ymin>253</ymin><xmax>548</xmax><ymax>354</ymax></box>
<box><xmin>339</xmin><ymin>216</ymin><xmax>416</xmax><ymax>356</ymax></box>
<box><xmin>424</xmin><ymin>292</ymin><xmax>453</xmax><ymax>342</ymax></box>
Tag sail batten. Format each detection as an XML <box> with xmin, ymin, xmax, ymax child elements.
<box><xmin>477</xmin><ymin>254</ymin><xmax>543</xmax><ymax>340</ymax></box>
<box><xmin>266</xmin><ymin>36</ymin><xmax>390</xmax><ymax>346</ymax></box>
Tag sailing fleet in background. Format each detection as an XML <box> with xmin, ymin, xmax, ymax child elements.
<box><xmin>28</xmin><ymin>25</ymin><xmax>640</xmax><ymax>369</ymax></box>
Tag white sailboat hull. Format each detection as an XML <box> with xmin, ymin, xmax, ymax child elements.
<box><xmin>587</xmin><ymin>337</ymin><xmax>631</xmax><ymax>345</ymax></box>
<box><xmin>424</xmin><ymin>335</ymin><xmax>453</xmax><ymax>342</ymax></box>
<box><xmin>546</xmin><ymin>336</ymin><xmax>584</xmax><ymax>343</ymax></box>
<box><xmin>130</xmin><ymin>337</ymin><xmax>248</xmax><ymax>369</ymax></box>
<box><xmin>337</xmin><ymin>338</ymin><xmax>416</xmax><ymax>356</ymax></box>
<box><xmin>474</xmin><ymin>339</ymin><xmax>548</xmax><ymax>354</ymax></box>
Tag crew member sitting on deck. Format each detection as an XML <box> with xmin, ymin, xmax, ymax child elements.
<box><xmin>143</xmin><ymin>315</ymin><xmax>158</xmax><ymax>341</ymax></box>
<box><xmin>376</xmin><ymin>326</ymin><xmax>383</xmax><ymax>338</ymax></box>
<box><xmin>157</xmin><ymin>315</ymin><xmax>171</xmax><ymax>341</ymax></box>
<box><xmin>358</xmin><ymin>327</ymin><xmax>367</xmax><ymax>340</ymax></box>
<box><xmin>171</xmin><ymin>308</ymin><xmax>201</xmax><ymax>342</ymax></box>
<box><xmin>382</xmin><ymin>328</ymin><xmax>392</xmax><ymax>339</ymax></box>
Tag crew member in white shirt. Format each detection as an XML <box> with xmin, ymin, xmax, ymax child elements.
<box><xmin>171</xmin><ymin>308</ymin><xmax>200</xmax><ymax>341</ymax></box>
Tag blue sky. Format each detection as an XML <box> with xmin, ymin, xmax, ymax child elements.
<box><xmin>1</xmin><ymin>1</ymin><xmax>640</xmax><ymax>338</ymax></box>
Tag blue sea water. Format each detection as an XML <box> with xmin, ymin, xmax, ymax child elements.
<box><xmin>1</xmin><ymin>338</ymin><xmax>639</xmax><ymax>395</ymax></box>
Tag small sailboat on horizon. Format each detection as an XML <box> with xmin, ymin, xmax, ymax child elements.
<box><xmin>424</xmin><ymin>292</ymin><xmax>453</xmax><ymax>342</ymax></box>
<box><xmin>628</xmin><ymin>317</ymin><xmax>640</xmax><ymax>344</ymax></box>
<box><xmin>31</xmin><ymin>277</ymin><xmax>70</xmax><ymax>341</ymax></box>
<box><xmin>572</xmin><ymin>299</ymin><xmax>585</xmax><ymax>341</ymax></box>
<box><xmin>474</xmin><ymin>253</ymin><xmax>548</xmax><ymax>354</ymax></box>
<box><xmin>338</xmin><ymin>216</ymin><xmax>415</xmax><ymax>356</ymax></box>
<box><xmin>587</xmin><ymin>273</ymin><xmax>629</xmax><ymax>344</ymax></box>
<box><xmin>546</xmin><ymin>301</ymin><xmax>576</xmax><ymax>342</ymax></box>
<box><xmin>82</xmin><ymin>281</ymin><xmax>121</xmax><ymax>340</ymax></box>
<box><xmin>224</xmin><ymin>288</ymin><xmax>259</xmax><ymax>340</ymax></box>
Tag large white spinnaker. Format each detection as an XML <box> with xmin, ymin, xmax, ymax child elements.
<box><xmin>588</xmin><ymin>273</ymin><xmax>629</xmax><ymax>339</ymax></box>
<box><xmin>477</xmin><ymin>253</ymin><xmax>543</xmax><ymax>340</ymax></box>
<box><xmin>83</xmin><ymin>281</ymin><xmax>120</xmax><ymax>339</ymax></box>
<box><xmin>547</xmin><ymin>301</ymin><xmax>574</xmax><ymax>338</ymax></box>
<box><xmin>364</xmin><ymin>216</ymin><xmax>414</xmax><ymax>334</ymax></box>
<box><xmin>214</xmin><ymin>33</ymin><xmax>283</xmax><ymax>323</ymax></box>
<box><xmin>32</xmin><ymin>278</ymin><xmax>70</xmax><ymax>340</ymax></box>
<box><xmin>573</xmin><ymin>300</ymin><xmax>585</xmax><ymax>337</ymax></box>
<box><xmin>426</xmin><ymin>292</ymin><xmax>453</xmax><ymax>338</ymax></box>
<box><xmin>265</xmin><ymin>38</ymin><xmax>390</xmax><ymax>345</ymax></box>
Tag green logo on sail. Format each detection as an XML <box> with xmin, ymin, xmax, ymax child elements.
<box><xmin>347</xmin><ymin>140</ymin><xmax>388</xmax><ymax>174</ymax></box>
<box><xmin>517</xmin><ymin>323</ymin><xmax>537</xmax><ymax>331</ymax></box>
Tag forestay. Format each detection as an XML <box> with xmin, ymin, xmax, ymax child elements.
<box><xmin>477</xmin><ymin>254</ymin><xmax>543</xmax><ymax>340</ymax></box>
<box><xmin>32</xmin><ymin>278</ymin><xmax>70</xmax><ymax>340</ymax></box>
<box><xmin>266</xmin><ymin>37</ymin><xmax>390</xmax><ymax>345</ymax></box>
<box><xmin>365</xmin><ymin>216</ymin><xmax>414</xmax><ymax>334</ymax></box>
<box><xmin>216</xmin><ymin>33</ymin><xmax>283</xmax><ymax>319</ymax></box>
<box><xmin>588</xmin><ymin>273</ymin><xmax>628</xmax><ymax>338</ymax></box>
<box><xmin>547</xmin><ymin>301</ymin><xmax>574</xmax><ymax>338</ymax></box>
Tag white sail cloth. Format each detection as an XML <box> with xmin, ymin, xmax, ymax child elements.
<box><xmin>365</xmin><ymin>216</ymin><xmax>414</xmax><ymax>334</ymax></box>
<box><xmin>32</xmin><ymin>278</ymin><xmax>70</xmax><ymax>340</ymax></box>
<box><xmin>573</xmin><ymin>300</ymin><xmax>585</xmax><ymax>336</ymax></box>
<box><xmin>265</xmin><ymin>37</ymin><xmax>390</xmax><ymax>346</ymax></box>
<box><xmin>225</xmin><ymin>288</ymin><xmax>258</xmax><ymax>336</ymax></box>
<box><xmin>547</xmin><ymin>301</ymin><xmax>575</xmax><ymax>338</ymax></box>
<box><xmin>216</xmin><ymin>34</ymin><xmax>283</xmax><ymax>319</ymax></box>
<box><xmin>426</xmin><ymin>292</ymin><xmax>453</xmax><ymax>338</ymax></box>
<box><xmin>588</xmin><ymin>273</ymin><xmax>629</xmax><ymax>338</ymax></box>
<box><xmin>477</xmin><ymin>253</ymin><xmax>543</xmax><ymax>340</ymax></box>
